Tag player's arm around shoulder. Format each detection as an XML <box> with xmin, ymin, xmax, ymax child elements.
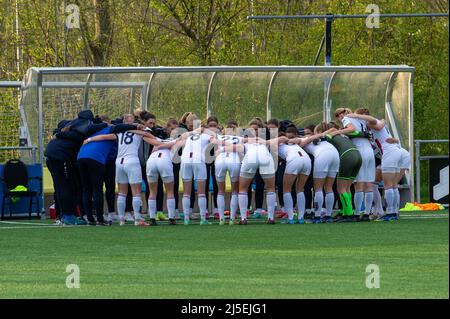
<box><xmin>83</xmin><ymin>133</ymin><xmax>117</xmax><ymax>145</ymax></box>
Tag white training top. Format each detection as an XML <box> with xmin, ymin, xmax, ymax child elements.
<box><xmin>116</xmin><ymin>131</ymin><xmax>143</xmax><ymax>164</ymax></box>
<box><xmin>215</xmin><ymin>134</ymin><xmax>243</xmax><ymax>161</ymax></box>
<box><xmin>149</xmin><ymin>138</ymin><xmax>176</xmax><ymax>160</ymax></box>
<box><xmin>181</xmin><ymin>133</ymin><xmax>212</xmax><ymax>163</ymax></box>
<box><xmin>303</xmin><ymin>139</ymin><xmax>338</xmax><ymax>158</ymax></box>
<box><xmin>341</xmin><ymin>116</ymin><xmax>373</xmax><ymax>152</ymax></box>
<box><xmin>371</xmin><ymin>120</ymin><xmax>400</xmax><ymax>154</ymax></box>
<box><xmin>278</xmin><ymin>143</ymin><xmax>307</xmax><ymax>162</ymax></box>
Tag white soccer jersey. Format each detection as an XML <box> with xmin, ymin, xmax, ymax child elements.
<box><xmin>278</xmin><ymin>143</ymin><xmax>307</xmax><ymax>162</ymax></box>
<box><xmin>371</xmin><ymin>120</ymin><xmax>400</xmax><ymax>154</ymax></box>
<box><xmin>149</xmin><ymin>138</ymin><xmax>176</xmax><ymax>160</ymax></box>
<box><xmin>303</xmin><ymin>139</ymin><xmax>337</xmax><ymax>158</ymax></box>
<box><xmin>341</xmin><ymin>116</ymin><xmax>373</xmax><ymax>150</ymax></box>
<box><xmin>215</xmin><ymin>134</ymin><xmax>243</xmax><ymax>162</ymax></box>
<box><xmin>181</xmin><ymin>133</ymin><xmax>212</xmax><ymax>163</ymax></box>
<box><xmin>116</xmin><ymin>131</ymin><xmax>143</xmax><ymax>164</ymax></box>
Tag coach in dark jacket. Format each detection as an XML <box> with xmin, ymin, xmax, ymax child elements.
<box><xmin>45</xmin><ymin>110</ymin><xmax>107</xmax><ymax>225</ymax></box>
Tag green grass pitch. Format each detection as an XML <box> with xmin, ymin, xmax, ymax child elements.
<box><xmin>0</xmin><ymin>212</ymin><xmax>448</xmax><ymax>298</ymax></box>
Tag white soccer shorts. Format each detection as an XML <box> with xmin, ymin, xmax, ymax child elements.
<box><xmin>313</xmin><ymin>153</ymin><xmax>339</xmax><ymax>179</ymax></box>
<box><xmin>355</xmin><ymin>150</ymin><xmax>375</xmax><ymax>182</ymax></box>
<box><xmin>180</xmin><ymin>161</ymin><xmax>207</xmax><ymax>181</ymax></box>
<box><xmin>285</xmin><ymin>157</ymin><xmax>311</xmax><ymax>176</ymax></box>
<box><xmin>146</xmin><ymin>157</ymin><xmax>174</xmax><ymax>183</ymax></box>
<box><xmin>116</xmin><ymin>162</ymin><xmax>142</xmax><ymax>184</ymax></box>
<box><xmin>215</xmin><ymin>159</ymin><xmax>241</xmax><ymax>182</ymax></box>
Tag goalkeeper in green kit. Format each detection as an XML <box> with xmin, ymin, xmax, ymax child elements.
<box><xmin>319</xmin><ymin>122</ymin><xmax>367</xmax><ymax>222</ymax></box>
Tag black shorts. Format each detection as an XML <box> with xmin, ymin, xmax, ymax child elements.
<box><xmin>338</xmin><ymin>149</ymin><xmax>362</xmax><ymax>180</ymax></box>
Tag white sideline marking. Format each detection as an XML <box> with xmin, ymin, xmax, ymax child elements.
<box><xmin>0</xmin><ymin>224</ymin><xmax>70</xmax><ymax>229</ymax></box>
<box><xmin>0</xmin><ymin>215</ymin><xmax>447</xmax><ymax>229</ymax></box>
<box><xmin>0</xmin><ymin>221</ymin><xmax>52</xmax><ymax>226</ymax></box>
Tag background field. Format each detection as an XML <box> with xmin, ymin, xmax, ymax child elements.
<box><xmin>0</xmin><ymin>211</ymin><xmax>448</xmax><ymax>299</ymax></box>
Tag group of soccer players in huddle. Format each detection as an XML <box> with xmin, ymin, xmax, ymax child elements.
<box><xmin>45</xmin><ymin>106</ymin><xmax>410</xmax><ymax>226</ymax></box>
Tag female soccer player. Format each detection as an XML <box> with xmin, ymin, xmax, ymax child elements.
<box><xmin>334</xmin><ymin>108</ymin><xmax>375</xmax><ymax>222</ymax></box>
<box><xmin>177</xmin><ymin>115</ymin><xmax>216</xmax><ymax>225</ymax></box>
<box><xmin>346</xmin><ymin>109</ymin><xmax>410</xmax><ymax>221</ymax></box>
<box><xmin>145</xmin><ymin>120</ymin><xmax>179</xmax><ymax>226</ymax></box>
<box><xmin>213</xmin><ymin>120</ymin><xmax>243</xmax><ymax>225</ymax></box>
<box><xmin>321</xmin><ymin>122</ymin><xmax>362</xmax><ymax>222</ymax></box>
<box><xmin>278</xmin><ymin>125</ymin><xmax>312</xmax><ymax>224</ymax></box>
<box><xmin>83</xmin><ymin>113</ymin><xmax>154</xmax><ymax>226</ymax></box>
<box><xmin>234</xmin><ymin>119</ymin><xmax>281</xmax><ymax>225</ymax></box>
<box><xmin>204</xmin><ymin>116</ymin><xmax>220</xmax><ymax>218</ymax></box>
<box><xmin>77</xmin><ymin>118</ymin><xmax>139</xmax><ymax>226</ymax></box>
<box><xmin>296</xmin><ymin>123</ymin><xmax>340</xmax><ymax>223</ymax></box>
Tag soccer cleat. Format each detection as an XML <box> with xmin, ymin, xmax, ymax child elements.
<box><xmin>119</xmin><ymin>219</ymin><xmax>126</xmax><ymax>226</ymax></box>
<box><xmin>253</xmin><ymin>212</ymin><xmax>262</xmax><ymax>219</ymax></box>
<box><xmin>134</xmin><ymin>220</ymin><xmax>149</xmax><ymax>226</ymax></box>
<box><xmin>200</xmin><ymin>220</ymin><xmax>212</xmax><ymax>225</ymax></box>
<box><xmin>359</xmin><ymin>214</ymin><xmax>371</xmax><ymax>222</ymax></box>
<box><xmin>168</xmin><ymin>218</ymin><xmax>177</xmax><ymax>225</ymax></box>
<box><xmin>96</xmin><ymin>221</ymin><xmax>110</xmax><ymax>226</ymax></box>
<box><xmin>156</xmin><ymin>212</ymin><xmax>167</xmax><ymax>221</ymax></box>
<box><xmin>229</xmin><ymin>219</ymin><xmax>235</xmax><ymax>226</ymax></box>
<box><xmin>219</xmin><ymin>219</ymin><xmax>225</xmax><ymax>226</ymax></box>
<box><xmin>311</xmin><ymin>217</ymin><xmax>322</xmax><ymax>224</ymax></box>
<box><xmin>266</xmin><ymin>219</ymin><xmax>276</xmax><ymax>224</ymax></box>
<box><xmin>74</xmin><ymin>217</ymin><xmax>87</xmax><ymax>225</ymax></box>
<box><xmin>297</xmin><ymin>218</ymin><xmax>305</xmax><ymax>224</ymax></box>
<box><xmin>323</xmin><ymin>216</ymin><xmax>334</xmax><ymax>223</ymax></box>
<box><xmin>149</xmin><ymin>218</ymin><xmax>158</xmax><ymax>226</ymax></box>
<box><xmin>124</xmin><ymin>213</ymin><xmax>135</xmax><ymax>222</ymax></box>
<box><xmin>238</xmin><ymin>219</ymin><xmax>248</xmax><ymax>225</ymax></box>
<box><xmin>287</xmin><ymin>219</ymin><xmax>296</xmax><ymax>225</ymax></box>
<box><xmin>87</xmin><ymin>220</ymin><xmax>97</xmax><ymax>226</ymax></box>
<box><xmin>184</xmin><ymin>219</ymin><xmax>190</xmax><ymax>226</ymax></box>
<box><xmin>333</xmin><ymin>214</ymin><xmax>344</xmax><ymax>222</ymax></box>
<box><xmin>61</xmin><ymin>214</ymin><xmax>76</xmax><ymax>225</ymax></box>
<box><xmin>375</xmin><ymin>214</ymin><xmax>397</xmax><ymax>222</ymax></box>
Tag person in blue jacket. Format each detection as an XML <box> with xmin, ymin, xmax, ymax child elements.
<box><xmin>77</xmin><ymin>118</ymin><xmax>142</xmax><ymax>226</ymax></box>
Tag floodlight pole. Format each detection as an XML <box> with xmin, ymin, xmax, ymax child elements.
<box><xmin>325</xmin><ymin>13</ymin><xmax>332</xmax><ymax>66</ymax></box>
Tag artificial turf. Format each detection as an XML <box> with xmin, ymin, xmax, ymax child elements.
<box><xmin>0</xmin><ymin>212</ymin><xmax>448</xmax><ymax>299</ymax></box>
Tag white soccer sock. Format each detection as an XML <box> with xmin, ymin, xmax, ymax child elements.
<box><xmin>394</xmin><ymin>188</ymin><xmax>400</xmax><ymax>213</ymax></box>
<box><xmin>267</xmin><ymin>192</ymin><xmax>276</xmax><ymax>220</ymax></box>
<box><xmin>372</xmin><ymin>184</ymin><xmax>384</xmax><ymax>215</ymax></box>
<box><xmin>364</xmin><ymin>191</ymin><xmax>373</xmax><ymax>215</ymax></box>
<box><xmin>217</xmin><ymin>194</ymin><xmax>225</xmax><ymax>220</ymax></box>
<box><xmin>325</xmin><ymin>192</ymin><xmax>334</xmax><ymax>217</ymax></box>
<box><xmin>182</xmin><ymin>195</ymin><xmax>190</xmax><ymax>221</ymax></box>
<box><xmin>354</xmin><ymin>191</ymin><xmax>364</xmax><ymax>216</ymax></box>
<box><xmin>132</xmin><ymin>196</ymin><xmax>142</xmax><ymax>220</ymax></box>
<box><xmin>314</xmin><ymin>190</ymin><xmax>324</xmax><ymax>217</ymax></box>
<box><xmin>230</xmin><ymin>193</ymin><xmax>238</xmax><ymax>220</ymax></box>
<box><xmin>384</xmin><ymin>188</ymin><xmax>395</xmax><ymax>215</ymax></box>
<box><xmin>167</xmin><ymin>197</ymin><xmax>176</xmax><ymax>219</ymax></box>
<box><xmin>117</xmin><ymin>194</ymin><xmax>126</xmax><ymax>219</ymax></box>
<box><xmin>296</xmin><ymin>192</ymin><xmax>306</xmax><ymax>220</ymax></box>
<box><xmin>198</xmin><ymin>195</ymin><xmax>207</xmax><ymax>221</ymax></box>
<box><xmin>148</xmin><ymin>198</ymin><xmax>157</xmax><ymax>219</ymax></box>
<box><xmin>238</xmin><ymin>193</ymin><xmax>248</xmax><ymax>220</ymax></box>
<box><xmin>283</xmin><ymin>192</ymin><xmax>294</xmax><ymax>220</ymax></box>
